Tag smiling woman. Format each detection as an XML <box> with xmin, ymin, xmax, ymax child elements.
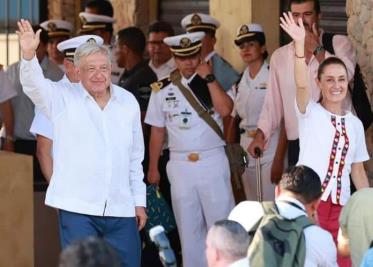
<box><xmin>280</xmin><ymin>11</ymin><xmax>370</xmax><ymax>267</ymax></box>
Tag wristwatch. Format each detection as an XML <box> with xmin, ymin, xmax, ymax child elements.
<box><xmin>313</xmin><ymin>45</ymin><xmax>325</xmax><ymax>56</ymax></box>
<box><xmin>205</xmin><ymin>74</ymin><xmax>216</xmax><ymax>83</ymax></box>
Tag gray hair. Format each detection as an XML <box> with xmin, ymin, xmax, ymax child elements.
<box><xmin>74</xmin><ymin>42</ymin><xmax>111</xmax><ymax>67</ymax></box>
<box><xmin>208</xmin><ymin>220</ymin><xmax>251</xmax><ymax>261</ymax></box>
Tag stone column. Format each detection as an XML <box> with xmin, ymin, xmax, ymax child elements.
<box><xmin>112</xmin><ymin>0</ymin><xmax>158</xmax><ymax>33</ymax></box>
<box><xmin>48</xmin><ymin>0</ymin><xmax>79</xmax><ymax>31</ymax></box>
<box><xmin>346</xmin><ymin>0</ymin><xmax>373</xmax><ymax>184</ymax></box>
<box><xmin>210</xmin><ymin>0</ymin><xmax>280</xmax><ymax>72</ymax></box>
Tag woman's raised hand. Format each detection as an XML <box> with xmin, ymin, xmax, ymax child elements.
<box><xmin>280</xmin><ymin>11</ymin><xmax>305</xmax><ymax>43</ymax></box>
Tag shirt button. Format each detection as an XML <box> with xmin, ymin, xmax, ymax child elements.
<box><xmin>336</xmin><ymin>161</ymin><xmax>339</xmax><ymax>164</ymax></box>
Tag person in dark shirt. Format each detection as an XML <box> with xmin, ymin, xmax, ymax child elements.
<box><xmin>114</xmin><ymin>27</ymin><xmax>157</xmax><ymax>112</ymax></box>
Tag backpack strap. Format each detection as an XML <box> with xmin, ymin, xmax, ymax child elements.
<box><xmin>321</xmin><ymin>32</ymin><xmax>335</xmax><ymax>55</ymax></box>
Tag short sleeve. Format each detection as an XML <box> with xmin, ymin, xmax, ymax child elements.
<box><xmin>144</xmin><ymin>90</ymin><xmax>166</xmax><ymax>127</ymax></box>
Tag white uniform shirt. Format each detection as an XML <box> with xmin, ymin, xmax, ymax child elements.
<box><xmin>145</xmin><ymin>73</ymin><xmax>225</xmax><ymax>152</ymax></box>
<box><xmin>232</xmin><ymin>63</ymin><xmax>269</xmax><ymax>130</ymax></box>
<box><xmin>296</xmin><ymin>101</ymin><xmax>369</xmax><ymax>205</ymax></box>
<box><xmin>275</xmin><ymin>195</ymin><xmax>338</xmax><ymax>267</ymax></box>
<box><xmin>21</xmin><ymin>56</ymin><xmax>145</xmax><ymax>217</ymax></box>
<box><xmin>232</xmin><ymin>63</ymin><xmax>278</xmax><ymax>166</ymax></box>
<box><xmin>149</xmin><ymin>58</ymin><xmax>176</xmax><ymax>80</ymax></box>
<box><xmin>30</xmin><ymin>74</ymin><xmax>70</xmax><ymax>140</ymax></box>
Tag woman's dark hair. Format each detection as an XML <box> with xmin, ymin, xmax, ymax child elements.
<box><xmin>238</xmin><ymin>33</ymin><xmax>268</xmax><ymax>60</ymax></box>
<box><xmin>317</xmin><ymin>56</ymin><xmax>348</xmax><ymax>80</ymax></box>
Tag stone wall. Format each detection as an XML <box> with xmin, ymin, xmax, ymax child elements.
<box><xmin>48</xmin><ymin>0</ymin><xmax>157</xmax><ymax>36</ymax></box>
<box><xmin>48</xmin><ymin>0</ymin><xmax>79</xmax><ymax>31</ymax></box>
<box><xmin>346</xmin><ymin>0</ymin><xmax>373</xmax><ymax>101</ymax></box>
<box><xmin>346</xmin><ymin>0</ymin><xmax>373</xmax><ymax>184</ymax></box>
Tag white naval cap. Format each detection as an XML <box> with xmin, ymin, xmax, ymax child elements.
<box><xmin>40</xmin><ymin>19</ymin><xmax>73</xmax><ymax>38</ymax></box>
<box><xmin>228</xmin><ymin>201</ymin><xmax>264</xmax><ymax>232</ymax></box>
<box><xmin>163</xmin><ymin>31</ymin><xmax>205</xmax><ymax>57</ymax></box>
<box><xmin>79</xmin><ymin>12</ymin><xmax>115</xmax><ymax>33</ymax></box>
<box><xmin>57</xmin><ymin>35</ymin><xmax>104</xmax><ymax>60</ymax></box>
<box><xmin>181</xmin><ymin>13</ymin><xmax>220</xmax><ymax>33</ymax></box>
<box><xmin>234</xmin><ymin>23</ymin><xmax>265</xmax><ymax>46</ymax></box>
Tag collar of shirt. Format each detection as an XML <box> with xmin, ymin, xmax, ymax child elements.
<box><xmin>181</xmin><ymin>72</ymin><xmax>197</xmax><ymax>86</ymax></box>
<box><xmin>149</xmin><ymin>57</ymin><xmax>175</xmax><ymax>70</ymax></box>
<box><xmin>204</xmin><ymin>50</ymin><xmax>216</xmax><ymax>62</ymax></box>
<box><xmin>78</xmin><ymin>83</ymin><xmax>119</xmax><ymax>104</ymax></box>
<box><xmin>275</xmin><ymin>195</ymin><xmax>307</xmax><ymax>220</ymax></box>
<box><xmin>60</xmin><ymin>74</ymin><xmax>70</xmax><ymax>83</ymax></box>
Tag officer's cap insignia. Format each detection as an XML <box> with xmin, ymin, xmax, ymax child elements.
<box><xmin>191</xmin><ymin>14</ymin><xmax>202</xmax><ymax>25</ymax></box>
<box><xmin>239</xmin><ymin>25</ymin><xmax>249</xmax><ymax>35</ymax></box>
<box><xmin>47</xmin><ymin>22</ymin><xmax>57</xmax><ymax>32</ymax></box>
<box><xmin>86</xmin><ymin>38</ymin><xmax>96</xmax><ymax>44</ymax></box>
<box><xmin>80</xmin><ymin>16</ymin><xmax>87</xmax><ymax>25</ymax></box>
<box><xmin>180</xmin><ymin>37</ymin><xmax>191</xmax><ymax>48</ymax></box>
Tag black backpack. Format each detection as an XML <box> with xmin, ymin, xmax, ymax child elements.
<box><xmin>322</xmin><ymin>32</ymin><xmax>373</xmax><ymax>130</ymax></box>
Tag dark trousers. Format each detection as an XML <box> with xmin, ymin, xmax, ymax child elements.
<box><xmin>288</xmin><ymin>139</ymin><xmax>300</xmax><ymax>167</ymax></box>
<box><xmin>59</xmin><ymin>210</ymin><xmax>141</xmax><ymax>267</ymax></box>
<box><xmin>141</xmin><ymin>149</ymin><xmax>182</xmax><ymax>267</ymax></box>
<box><xmin>14</xmin><ymin>139</ymin><xmax>47</xmax><ymax>191</ymax></box>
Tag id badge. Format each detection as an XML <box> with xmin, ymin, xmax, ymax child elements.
<box><xmin>179</xmin><ymin>108</ymin><xmax>192</xmax><ymax>129</ymax></box>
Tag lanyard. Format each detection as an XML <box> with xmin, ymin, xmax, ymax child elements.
<box><xmin>278</xmin><ymin>200</ymin><xmax>306</xmax><ymax>212</ymax></box>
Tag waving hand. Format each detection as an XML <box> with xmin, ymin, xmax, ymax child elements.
<box><xmin>280</xmin><ymin>12</ymin><xmax>305</xmax><ymax>43</ymax></box>
<box><xmin>16</xmin><ymin>19</ymin><xmax>41</xmax><ymax>60</ymax></box>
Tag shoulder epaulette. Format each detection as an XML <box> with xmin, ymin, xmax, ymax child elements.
<box><xmin>150</xmin><ymin>77</ymin><xmax>171</xmax><ymax>93</ymax></box>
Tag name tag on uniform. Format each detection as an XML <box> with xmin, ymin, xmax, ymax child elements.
<box><xmin>255</xmin><ymin>82</ymin><xmax>267</xmax><ymax>90</ymax></box>
<box><xmin>179</xmin><ymin>109</ymin><xmax>192</xmax><ymax>129</ymax></box>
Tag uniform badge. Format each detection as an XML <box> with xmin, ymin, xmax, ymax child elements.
<box><xmin>86</xmin><ymin>38</ymin><xmax>97</xmax><ymax>44</ymax></box>
<box><xmin>191</xmin><ymin>14</ymin><xmax>202</xmax><ymax>25</ymax></box>
<box><xmin>179</xmin><ymin>109</ymin><xmax>192</xmax><ymax>129</ymax></box>
<box><xmin>239</xmin><ymin>25</ymin><xmax>249</xmax><ymax>35</ymax></box>
<box><xmin>47</xmin><ymin>22</ymin><xmax>57</xmax><ymax>32</ymax></box>
<box><xmin>80</xmin><ymin>15</ymin><xmax>87</xmax><ymax>25</ymax></box>
<box><xmin>258</xmin><ymin>82</ymin><xmax>267</xmax><ymax>89</ymax></box>
<box><xmin>180</xmin><ymin>37</ymin><xmax>191</xmax><ymax>48</ymax></box>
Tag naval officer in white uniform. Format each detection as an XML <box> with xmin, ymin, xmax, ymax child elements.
<box><xmin>145</xmin><ymin>31</ymin><xmax>235</xmax><ymax>267</ymax></box>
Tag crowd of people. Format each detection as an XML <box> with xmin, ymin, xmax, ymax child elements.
<box><xmin>0</xmin><ymin>0</ymin><xmax>372</xmax><ymax>266</ymax></box>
